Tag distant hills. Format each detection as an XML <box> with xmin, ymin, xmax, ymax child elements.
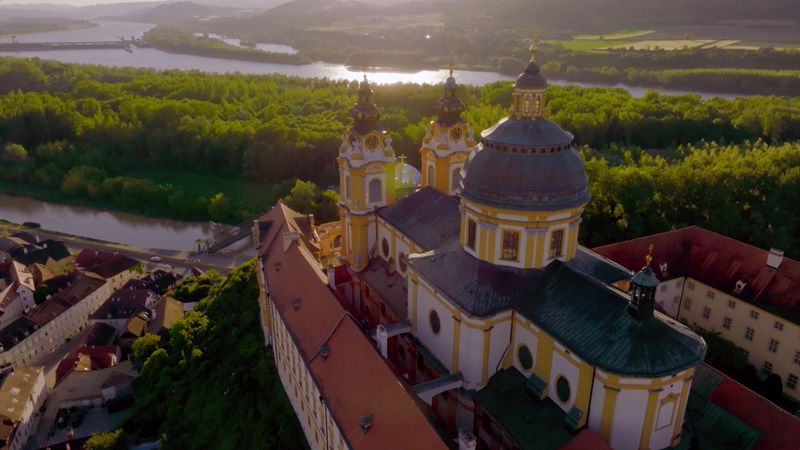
<box><xmin>97</xmin><ymin>1</ymin><xmax>244</xmax><ymax>24</ymax></box>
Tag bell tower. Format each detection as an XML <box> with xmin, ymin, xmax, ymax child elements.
<box><xmin>338</xmin><ymin>74</ymin><xmax>396</xmax><ymax>271</ymax></box>
<box><xmin>420</xmin><ymin>61</ymin><xmax>477</xmax><ymax>195</ymax></box>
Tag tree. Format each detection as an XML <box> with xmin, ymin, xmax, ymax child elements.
<box><xmin>84</xmin><ymin>429</ymin><xmax>132</xmax><ymax>450</ymax></box>
<box><xmin>284</xmin><ymin>180</ymin><xmax>317</xmax><ymax>215</ymax></box>
<box><xmin>132</xmin><ymin>333</ymin><xmax>161</xmax><ymax>362</ymax></box>
<box><xmin>699</xmin><ymin>331</ymin><xmax>748</xmax><ymax>374</ymax></box>
<box><xmin>1</xmin><ymin>143</ymin><xmax>27</xmax><ymax>164</ymax></box>
<box><xmin>33</xmin><ymin>283</ymin><xmax>55</xmax><ymax>305</ymax></box>
<box><xmin>207</xmin><ymin>193</ymin><xmax>234</xmax><ymax>223</ymax></box>
<box><xmin>497</xmin><ymin>57</ymin><xmax>525</xmax><ymax>75</ymax></box>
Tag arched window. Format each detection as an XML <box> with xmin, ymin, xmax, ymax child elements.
<box><xmin>398</xmin><ymin>252</ymin><xmax>407</xmax><ymax>272</ymax></box>
<box><xmin>369</xmin><ymin>179</ymin><xmax>381</xmax><ymax>202</ymax></box>
<box><xmin>345</xmin><ymin>176</ymin><xmax>351</xmax><ymax>201</ymax></box>
<box><xmin>382</xmin><ymin>238</ymin><xmax>390</xmax><ymax>257</ymax></box>
<box><xmin>451</xmin><ymin>167</ymin><xmax>463</xmax><ymax>191</ymax></box>
<box><xmin>333</xmin><ymin>235</ymin><xmax>341</xmax><ymax>248</ymax></box>
<box><xmin>428</xmin><ymin>166</ymin><xmax>435</xmax><ymax>186</ymax></box>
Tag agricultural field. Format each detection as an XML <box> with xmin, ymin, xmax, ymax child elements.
<box><xmin>603</xmin><ymin>39</ymin><xmax>714</xmax><ymax>50</ymax></box>
<box><xmin>645</xmin><ymin>24</ymin><xmax>800</xmax><ymax>43</ymax></box>
<box><xmin>542</xmin><ymin>39</ymin><xmax>634</xmax><ymax>51</ymax></box>
<box><xmin>574</xmin><ymin>30</ymin><xmax>654</xmax><ymax>40</ymax></box>
<box><xmin>309</xmin><ymin>13</ymin><xmax>444</xmax><ymax>33</ymax></box>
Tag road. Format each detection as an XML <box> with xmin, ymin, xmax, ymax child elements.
<box><xmin>1</xmin><ymin>225</ymin><xmax>252</xmax><ymax>274</ymax></box>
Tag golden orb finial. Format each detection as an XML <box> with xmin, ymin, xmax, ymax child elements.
<box><xmin>645</xmin><ymin>244</ymin><xmax>654</xmax><ymax>265</ymax></box>
<box><xmin>449</xmin><ymin>58</ymin><xmax>454</xmax><ymax>77</ymax></box>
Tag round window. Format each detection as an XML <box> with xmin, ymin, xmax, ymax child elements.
<box><xmin>429</xmin><ymin>310</ymin><xmax>441</xmax><ymax>335</ymax></box>
<box><xmin>382</xmin><ymin>238</ymin><xmax>390</xmax><ymax>257</ymax></box>
<box><xmin>518</xmin><ymin>345</ymin><xmax>533</xmax><ymax>371</ymax></box>
<box><xmin>556</xmin><ymin>376</ymin><xmax>571</xmax><ymax>403</ymax></box>
<box><xmin>398</xmin><ymin>252</ymin><xmax>407</xmax><ymax>272</ymax></box>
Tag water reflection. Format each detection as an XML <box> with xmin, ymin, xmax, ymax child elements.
<box><xmin>0</xmin><ymin>194</ymin><xmax>228</xmax><ymax>251</ymax></box>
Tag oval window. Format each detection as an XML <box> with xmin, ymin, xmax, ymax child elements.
<box><xmin>429</xmin><ymin>310</ymin><xmax>441</xmax><ymax>335</ymax></box>
<box><xmin>382</xmin><ymin>238</ymin><xmax>390</xmax><ymax>257</ymax></box>
<box><xmin>518</xmin><ymin>345</ymin><xmax>533</xmax><ymax>371</ymax></box>
<box><xmin>398</xmin><ymin>252</ymin><xmax>407</xmax><ymax>272</ymax></box>
<box><xmin>556</xmin><ymin>376</ymin><xmax>571</xmax><ymax>403</ymax></box>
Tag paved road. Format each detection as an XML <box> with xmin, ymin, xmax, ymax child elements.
<box><xmin>1</xmin><ymin>225</ymin><xmax>252</xmax><ymax>274</ymax></box>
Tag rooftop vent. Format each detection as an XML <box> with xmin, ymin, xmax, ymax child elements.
<box><xmin>659</xmin><ymin>263</ymin><xmax>668</xmax><ymax>277</ymax></box>
<box><xmin>766</xmin><ymin>248</ymin><xmax>784</xmax><ymax>269</ymax></box>
<box><xmin>359</xmin><ymin>413</ymin><xmax>373</xmax><ymax>434</ymax></box>
<box><xmin>274</xmin><ymin>262</ymin><xmax>282</xmax><ymax>272</ymax></box>
<box><xmin>732</xmin><ymin>279</ymin><xmax>747</xmax><ymax>295</ymax></box>
<box><xmin>319</xmin><ymin>346</ymin><xmax>331</xmax><ymax>361</ymax></box>
<box><xmin>291</xmin><ymin>298</ymin><xmax>302</xmax><ymax>310</ymax></box>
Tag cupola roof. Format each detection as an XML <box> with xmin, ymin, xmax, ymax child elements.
<box><xmin>515</xmin><ymin>44</ymin><xmax>548</xmax><ymax>90</ymax></box>
<box><xmin>435</xmin><ymin>61</ymin><xmax>466</xmax><ymax>127</ymax></box>
<box><xmin>458</xmin><ymin>46</ymin><xmax>590</xmax><ymax>212</ymax></box>
<box><xmin>349</xmin><ymin>74</ymin><xmax>382</xmax><ymax>134</ymax></box>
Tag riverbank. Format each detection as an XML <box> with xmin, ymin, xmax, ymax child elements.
<box><xmin>0</xmin><ymin>23</ymin><xmax>98</xmax><ymax>38</ymax></box>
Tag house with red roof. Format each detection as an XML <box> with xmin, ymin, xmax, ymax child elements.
<box><xmin>594</xmin><ymin>226</ymin><xmax>800</xmax><ymax>402</ymax></box>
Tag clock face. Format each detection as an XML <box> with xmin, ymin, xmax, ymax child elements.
<box><xmin>365</xmin><ymin>135</ymin><xmax>380</xmax><ymax>150</ymax></box>
<box><xmin>450</xmin><ymin>127</ymin><xmax>463</xmax><ymax>141</ymax></box>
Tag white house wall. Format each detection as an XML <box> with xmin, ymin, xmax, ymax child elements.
<box><xmin>608</xmin><ymin>387</ymin><xmax>648</xmax><ymax>450</ymax></box>
<box><xmin>588</xmin><ymin>378</ymin><xmax>606</xmax><ymax>432</ymax></box>
<box><xmin>548</xmin><ymin>346</ymin><xmax>581</xmax><ymax>414</ymax></box>
<box><xmin>487</xmin><ymin>317</ymin><xmax>511</xmax><ymax>383</ymax></box>
<box><xmin>649</xmin><ymin>378</ymin><xmax>687</xmax><ymax>450</ymax></box>
<box><xmin>655</xmin><ymin>277</ymin><xmax>685</xmax><ymax>318</ymax></box>
<box><xmin>415</xmin><ymin>278</ymin><xmax>455</xmax><ymax>373</ymax></box>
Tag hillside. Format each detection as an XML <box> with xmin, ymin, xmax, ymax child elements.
<box><xmin>99</xmin><ymin>2</ymin><xmax>243</xmax><ymax>25</ymax></box>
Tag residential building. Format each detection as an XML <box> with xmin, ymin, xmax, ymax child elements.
<box><xmin>74</xmin><ymin>250</ymin><xmax>140</xmax><ymax>290</ymax></box>
<box><xmin>0</xmin><ymin>366</ymin><xmax>47</xmax><ymax>450</ymax></box>
<box><xmin>0</xmin><ymin>263</ymin><xmax>36</xmax><ymax>330</ymax></box>
<box><xmin>89</xmin><ymin>288</ymin><xmax>158</xmax><ymax>333</ymax></box>
<box><xmin>0</xmin><ymin>272</ymin><xmax>109</xmax><ymax>367</ymax></box>
<box><xmin>594</xmin><ymin>226</ymin><xmax>800</xmax><ymax>401</ymax></box>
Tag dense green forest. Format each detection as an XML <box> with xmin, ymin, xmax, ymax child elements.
<box><xmin>144</xmin><ymin>26</ymin><xmax>309</xmax><ymax>66</ymax></box>
<box><xmin>1</xmin><ymin>56</ymin><xmax>799</xmax><ymax>257</ymax></box>
<box><xmin>122</xmin><ymin>261</ymin><xmax>307</xmax><ymax>449</ymax></box>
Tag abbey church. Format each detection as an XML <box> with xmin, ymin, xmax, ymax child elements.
<box><xmin>253</xmin><ymin>47</ymin><xmax>726</xmax><ymax>450</ymax></box>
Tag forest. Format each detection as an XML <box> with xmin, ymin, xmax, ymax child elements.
<box><xmin>118</xmin><ymin>261</ymin><xmax>307</xmax><ymax>449</ymax></box>
<box><xmin>0</xmin><ymin>56</ymin><xmax>799</xmax><ymax>258</ymax></box>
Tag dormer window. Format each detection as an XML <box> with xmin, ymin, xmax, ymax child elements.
<box><xmin>734</xmin><ymin>279</ymin><xmax>747</xmax><ymax>294</ymax></box>
<box><xmin>659</xmin><ymin>263</ymin><xmax>668</xmax><ymax>277</ymax></box>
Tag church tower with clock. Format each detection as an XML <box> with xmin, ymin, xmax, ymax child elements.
<box><xmin>420</xmin><ymin>63</ymin><xmax>478</xmax><ymax>195</ymax></box>
<box><xmin>337</xmin><ymin>74</ymin><xmax>397</xmax><ymax>271</ymax></box>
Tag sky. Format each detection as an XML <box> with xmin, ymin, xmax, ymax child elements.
<box><xmin>3</xmin><ymin>0</ymin><xmax>163</xmax><ymax>5</ymax></box>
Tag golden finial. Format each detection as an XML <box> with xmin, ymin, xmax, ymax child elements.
<box><xmin>449</xmin><ymin>58</ymin><xmax>454</xmax><ymax>77</ymax></box>
<box><xmin>361</xmin><ymin>65</ymin><xmax>368</xmax><ymax>81</ymax></box>
<box><xmin>645</xmin><ymin>244</ymin><xmax>653</xmax><ymax>265</ymax></box>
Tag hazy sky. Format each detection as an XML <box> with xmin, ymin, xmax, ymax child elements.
<box><xmin>3</xmin><ymin>0</ymin><xmax>163</xmax><ymax>5</ymax></box>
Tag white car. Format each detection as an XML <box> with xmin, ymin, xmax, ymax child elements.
<box><xmin>150</xmin><ymin>256</ymin><xmax>162</xmax><ymax>262</ymax></box>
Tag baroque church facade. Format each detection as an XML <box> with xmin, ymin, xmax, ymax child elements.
<box><xmin>255</xmin><ymin>48</ymin><xmax>707</xmax><ymax>450</ymax></box>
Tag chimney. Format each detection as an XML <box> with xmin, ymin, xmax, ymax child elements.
<box><xmin>35</xmin><ymin>235</ymin><xmax>40</xmax><ymax>243</ymax></box>
<box><xmin>766</xmin><ymin>248</ymin><xmax>784</xmax><ymax>269</ymax></box>
<box><xmin>327</xmin><ymin>264</ymin><xmax>336</xmax><ymax>289</ymax></box>
<box><xmin>376</xmin><ymin>324</ymin><xmax>388</xmax><ymax>358</ymax></box>
<box><xmin>282</xmin><ymin>231</ymin><xmax>301</xmax><ymax>252</ymax></box>
<box><xmin>458</xmin><ymin>428</ymin><xmax>478</xmax><ymax>450</ymax></box>
<box><xmin>95</xmin><ymin>249</ymin><xmax>98</xmax><ymax>256</ymax></box>
<box><xmin>308</xmin><ymin>214</ymin><xmax>315</xmax><ymax>228</ymax></box>
<box><xmin>23</xmin><ymin>247</ymin><xmax>28</xmax><ymax>254</ymax></box>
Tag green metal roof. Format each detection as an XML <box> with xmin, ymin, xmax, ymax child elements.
<box><xmin>474</xmin><ymin>367</ymin><xmax>574</xmax><ymax>450</ymax></box>
<box><xmin>672</xmin><ymin>393</ymin><xmax>760</xmax><ymax>450</ymax></box>
<box><xmin>407</xmin><ymin>248</ymin><xmax>707</xmax><ymax>378</ymax></box>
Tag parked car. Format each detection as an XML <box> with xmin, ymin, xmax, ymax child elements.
<box><xmin>71</xmin><ymin>412</ymin><xmax>85</xmax><ymax>428</ymax></box>
<box><xmin>150</xmin><ymin>256</ymin><xmax>162</xmax><ymax>262</ymax></box>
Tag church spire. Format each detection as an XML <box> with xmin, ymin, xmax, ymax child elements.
<box><xmin>349</xmin><ymin>71</ymin><xmax>382</xmax><ymax>134</ymax></box>
<box><xmin>435</xmin><ymin>59</ymin><xmax>466</xmax><ymax>127</ymax></box>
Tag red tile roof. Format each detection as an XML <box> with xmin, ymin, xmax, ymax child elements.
<box><xmin>593</xmin><ymin>226</ymin><xmax>800</xmax><ymax>324</ymax></box>
<box><xmin>701</xmin><ymin>365</ymin><xmax>800</xmax><ymax>450</ymax></box>
<box><xmin>556</xmin><ymin>429</ymin><xmax>612</xmax><ymax>450</ymax></box>
<box><xmin>55</xmin><ymin>345</ymin><xmax>118</xmax><ymax>383</ymax></box>
<box><xmin>258</xmin><ymin>202</ymin><xmax>449</xmax><ymax>450</ymax></box>
<box><xmin>75</xmin><ymin>250</ymin><xmax>139</xmax><ymax>279</ymax></box>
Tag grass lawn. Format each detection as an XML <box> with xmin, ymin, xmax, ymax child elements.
<box><xmin>543</xmin><ymin>39</ymin><xmax>634</xmax><ymax>51</ymax></box>
<box><xmin>130</xmin><ymin>170</ymin><xmax>280</xmax><ymax>211</ymax></box>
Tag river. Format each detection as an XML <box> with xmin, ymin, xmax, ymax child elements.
<box><xmin>0</xmin><ymin>194</ymin><xmax>240</xmax><ymax>252</ymax></box>
<box><xmin>0</xmin><ymin>21</ymin><xmax>737</xmax><ymax>98</ymax></box>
